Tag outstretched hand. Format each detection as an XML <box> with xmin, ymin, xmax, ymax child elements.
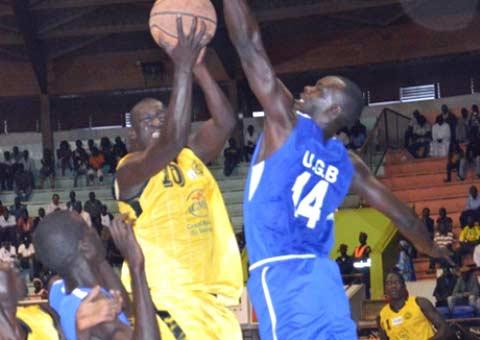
<box><xmin>110</xmin><ymin>215</ymin><xmax>144</xmax><ymax>269</ymax></box>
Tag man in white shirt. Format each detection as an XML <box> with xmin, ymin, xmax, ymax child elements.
<box><xmin>46</xmin><ymin>194</ymin><xmax>67</xmax><ymax>215</ymax></box>
<box><xmin>18</xmin><ymin>237</ymin><xmax>35</xmax><ymax>281</ymax></box>
<box><xmin>0</xmin><ymin>241</ymin><xmax>16</xmax><ymax>263</ymax></box>
<box><xmin>0</xmin><ymin>210</ymin><xmax>17</xmax><ymax>245</ymax></box>
<box><xmin>431</xmin><ymin>116</ymin><xmax>451</xmax><ymax>157</ymax></box>
<box><xmin>100</xmin><ymin>205</ymin><xmax>113</xmax><ymax>229</ymax></box>
<box><xmin>74</xmin><ymin>201</ymin><xmax>92</xmax><ymax>227</ymax></box>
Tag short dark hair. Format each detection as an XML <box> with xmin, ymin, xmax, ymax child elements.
<box><xmin>336</xmin><ymin>77</ymin><xmax>364</xmax><ymax>127</ymax></box>
<box><xmin>33</xmin><ymin>211</ymin><xmax>86</xmax><ymax>277</ymax></box>
<box><xmin>386</xmin><ymin>270</ymin><xmax>406</xmax><ymax>288</ymax></box>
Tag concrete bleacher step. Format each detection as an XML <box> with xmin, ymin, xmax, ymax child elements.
<box><xmin>385</xmin><ymin>157</ymin><xmax>447</xmax><ymax>176</ymax></box>
<box><xmin>392</xmin><ymin>182</ymin><xmax>475</xmax><ymax>203</ymax></box>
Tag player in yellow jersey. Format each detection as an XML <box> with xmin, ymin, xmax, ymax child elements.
<box><xmin>376</xmin><ymin>271</ymin><xmax>454</xmax><ymax>340</ymax></box>
<box><xmin>114</xmin><ymin>17</ymin><xmax>243</xmax><ymax>340</ymax></box>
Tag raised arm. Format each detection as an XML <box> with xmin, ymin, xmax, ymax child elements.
<box><xmin>110</xmin><ymin>217</ymin><xmax>160</xmax><ymax>340</ymax></box>
<box><xmin>187</xmin><ymin>61</ymin><xmax>236</xmax><ymax>163</ymax></box>
<box><xmin>224</xmin><ymin>0</ymin><xmax>295</xmax><ymax>156</ymax></box>
<box><xmin>349</xmin><ymin>152</ymin><xmax>452</xmax><ymax>263</ymax></box>
<box><xmin>416</xmin><ymin>297</ymin><xmax>454</xmax><ymax>340</ymax></box>
<box><xmin>115</xmin><ymin>17</ymin><xmax>207</xmax><ymax>200</ymax></box>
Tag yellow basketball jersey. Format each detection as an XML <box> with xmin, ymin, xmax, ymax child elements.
<box><xmin>117</xmin><ymin>148</ymin><xmax>242</xmax><ymax>304</ymax></box>
<box><xmin>379</xmin><ymin>296</ymin><xmax>435</xmax><ymax>340</ymax></box>
<box><xmin>16</xmin><ymin>305</ymin><xmax>60</xmax><ymax>340</ymax></box>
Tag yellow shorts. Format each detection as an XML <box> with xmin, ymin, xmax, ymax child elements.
<box><xmin>153</xmin><ymin>292</ymin><xmax>242</xmax><ymax>340</ymax></box>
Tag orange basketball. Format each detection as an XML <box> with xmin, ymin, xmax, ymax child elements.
<box><xmin>149</xmin><ymin>0</ymin><xmax>217</xmax><ymax>49</ymax></box>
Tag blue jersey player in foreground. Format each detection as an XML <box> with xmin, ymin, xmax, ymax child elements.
<box><xmin>223</xmin><ymin>0</ymin><xmax>452</xmax><ymax>339</ymax></box>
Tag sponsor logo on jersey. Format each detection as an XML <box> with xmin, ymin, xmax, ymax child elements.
<box><xmin>187</xmin><ymin>189</ymin><xmax>209</xmax><ymax>217</ymax></box>
<box><xmin>192</xmin><ymin>160</ymin><xmax>204</xmax><ymax>176</ymax></box>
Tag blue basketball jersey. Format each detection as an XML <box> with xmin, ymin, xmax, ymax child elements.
<box><xmin>244</xmin><ymin>113</ymin><xmax>354</xmax><ymax>265</ymax></box>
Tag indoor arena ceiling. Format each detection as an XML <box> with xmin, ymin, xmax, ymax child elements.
<box><xmin>0</xmin><ymin>0</ymin><xmax>480</xmax><ymax>94</ymax></box>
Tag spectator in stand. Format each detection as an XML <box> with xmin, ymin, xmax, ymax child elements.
<box><xmin>0</xmin><ymin>151</ymin><xmax>13</xmax><ymax>191</ymax></box>
<box><xmin>438</xmin><ymin>104</ymin><xmax>457</xmax><ymax>142</ymax></box>
<box><xmin>32</xmin><ymin>278</ymin><xmax>48</xmax><ymax>299</ymax></box>
<box><xmin>408</xmin><ymin>114</ymin><xmax>431</xmax><ymax>158</ymax></box>
<box><xmin>404</xmin><ymin>110</ymin><xmax>421</xmax><ymax>148</ymax></box>
<box><xmin>13</xmin><ymin>164</ymin><xmax>33</xmax><ymax>201</ymax></box>
<box><xmin>433</xmin><ymin>265</ymin><xmax>458</xmax><ymax>308</ymax></box>
<box><xmin>396</xmin><ymin>240</ymin><xmax>415</xmax><ymax>282</ymax></box>
<box><xmin>11</xmin><ymin>146</ymin><xmax>22</xmax><ymax>176</ymax></box>
<box><xmin>84</xmin><ymin>191</ymin><xmax>103</xmax><ymax>230</ymax></box>
<box><xmin>17</xmin><ymin>236</ymin><xmax>35</xmax><ymax>282</ymax></box>
<box><xmin>39</xmin><ymin>148</ymin><xmax>55</xmax><ymax>189</ymax></box>
<box><xmin>431</xmin><ymin>115</ymin><xmax>451</xmax><ymax>158</ymax></box>
<box><xmin>16</xmin><ymin>209</ymin><xmax>33</xmax><ymax>241</ymax></box>
<box><xmin>436</xmin><ymin>207</ymin><xmax>453</xmax><ymax>232</ymax></box>
<box><xmin>0</xmin><ymin>210</ymin><xmax>16</xmax><ymax>245</ymax></box>
<box><xmin>56</xmin><ymin>140</ymin><xmax>73</xmax><ymax>176</ymax></box>
<box><xmin>73</xmin><ymin>147</ymin><xmax>89</xmax><ymax>188</ymax></box>
<box><xmin>223</xmin><ymin>138</ymin><xmax>242</xmax><ymax>177</ymax></box>
<box><xmin>459</xmin><ymin>215</ymin><xmax>480</xmax><ymax>255</ymax></box>
<box><xmin>87</xmin><ymin>138</ymin><xmax>96</xmax><ymax>154</ymax></box>
<box><xmin>73</xmin><ymin>139</ymin><xmax>88</xmax><ymax>162</ymax></box>
<box><xmin>421</xmin><ymin>207</ymin><xmax>434</xmax><ymax>239</ymax></box>
<box><xmin>336</xmin><ymin>244</ymin><xmax>354</xmax><ymax>284</ymax></box>
<box><xmin>244</xmin><ymin>125</ymin><xmax>258</xmax><ymax>162</ymax></box>
<box><xmin>447</xmin><ymin>266</ymin><xmax>480</xmax><ymax>313</ymax></box>
<box><xmin>0</xmin><ymin>241</ymin><xmax>16</xmax><ymax>263</ymax></box>
<box><xmin>20</xmin><ymin>150</ymin><xmax>34</xmax><ymax>174</ymax></box>
<box><xmin>474</xmin><ymin>242</ymin><xmax>480</xmax><ymax>268</ymax></box>
<box><xmin>46</xmin><ymin>194</ymin><xmax>67</xmax><ymax>215</ymax></box>
<box><xmin>427</xmin><ymin>222</ymin><xmax>454</xmax><ymax>273</ymax></box>
<box><xmin>113</xmin><ymin>136</ymin><xmax>128</xmax><ymax>161</ymax></box>
<box><xmin>335</xmin><ymin>128</ymin><xmax>350</xmax><ymax>147</ymax></box>
<box><xmin>66</xmin><ymin>190</ymin><xmax>78</xmax><ymax>211</ymax></box>
<box><xmin>100</xmin><ymin>137</ymin><xmax>116</xmax><ymax>174</ymax></box>
<box><xmin>88</xmin><ymin>147</ymin><xmax>105</xmax><ymax>184</ymax></box>
<box><xmin>32</xmin><ymin>208</ymin><xmax>45</xmax><ymax>232</ymax></box>
<box><xmin>470</xmin><ymin>104</ymin><xmax>480</xmax><ymax>136</ymax></box>
<box><xmin>445</xmin><ymin>142</ymin><xmax>465</xmax><ymax>182</ymax></box>
<box><xmin>74</xmin><ymin>201</ymin><xmax>92</xmax><ymax>227</ymax></box>
<box><xmin>460</xmin><ymin>186</ymin><xmax>480</xmax><ymax>227</ymax></box>
<box><xmin>10</xmin><ymin>196</ymin><xmax>27</xmax><ymax>220</ymax></box>
<box><xmin>100</xmin><ymin>205</ymin><xmax>113</xmax><ymax>229</ymax></box>
<box><xmin>456</xmin><ymin>108</ymin><xmax>471</xmax><ymax>144</ymax></box>
<box><xmin>349</xmin><ymin>120</ymin><xmax>367</xmax><ymax>150</ymax></box>
<box><xmin>0</xmin><ymin>201</ymin><xmax>4</xmax><ymax>216</ymax></box>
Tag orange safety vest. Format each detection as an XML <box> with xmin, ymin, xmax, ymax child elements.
<box><xmin>354</xmin><ymin>245</ymin><xmax>369</xmax><ymax>258</ymax></box>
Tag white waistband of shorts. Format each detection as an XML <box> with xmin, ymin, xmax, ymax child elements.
<box><xmin>249</xmin><ymin>254</ymin><xmax>316</xmax><ymax>271</ymax></box>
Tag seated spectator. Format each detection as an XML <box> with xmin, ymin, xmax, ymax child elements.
<box><xmin>436</xmin><ymin>207</ymin><xmax>453</xmax><ymax>232</ymax></box>
<box><xmin>84</xmin><ymin>192</ymin><xmax>103</xmax><ymax>229</ymax></box>
<box><xmin>0</xmin><ymin>241</ymin><xmax>16</xmax><ymax>263</ymax></box>
<box><xmin>335</xmin><ymin>127</ymin><xmax>350</xmax><ymax>147</ymax></box>
<box><xmin>18</xmin><ymin>236</ymin><xmax>35</xmax><ymax>282</ymax></box>
<box><xmin>100</xmin><ymin>137</ymin><xmax>116</xmax><ymax>174</ymax></box>
<box><xmin>20</xmin><ymin>149</ymin><xmax>34</xmax><ymax>174</ymax></box>
<box><xmin>421</xmin><ymin>207</ymin><xmax>434</xmax><ymax>239</ymax></box>
<box><xmin>100</xmin><ymin>205</ymin><xmax>113</xmax><ymax>229</ymax></box>
<box><xmin>9</xmin><ymin>196</ymin><xmax>27</xmax><ymax>220</ymax></box>
<box><xmin>404</xmin><ymin>110</ymin><xmax>421</xmax><ymax>148</ymax></box>
<box><xmin>456</xmin><ymin>108</ymin><xmax>471</xmax><ymax>143</ymax></box>
<box><xmin>433</xmin><ymin>266</ymin><xmax>457</xmax><ymax>307</ymax></box>
<box><xmin>13</xmin><ymin>164</ymin><xmax>33</xmax><ymax>201</ymax></box>
<box><xmin>56</xmin><ymin>140</ymin><xmax>72</xmax><ymax>176</ymax></box>
<box><xmin>17</xmin><ymin>209</ymin><xmax>33</xmax><ymax>241</ymax></box>
<box><xmin>223</xmin><ymin>138</ymin><xmax>242</xmax><ymax>177</ymax></box>
<box><xmin>378</xmin><ymin>271</ymin><xmax>454</xmax><ymax>339</ymax></box>
<box><xmin>349</xmin><ymin>120</ymin><xmax>367</xmax><ymax>149</ymax></box>
<box><xmin>445</xmin><ymin>142</ymin><xmax>465</xmax><ymax>182</ymax></box>
<box><xmin>46</xmin><ymin>194</ymin><xmax>67</xmax><ymax>215</ymax></box>
<box><xmin>438</xmin><ymin>104</ymin><xmax>457</xmax><ymax>142</ymax></box>
<box><xmin>33</xmin><ymin>211</ymin><xmax>161</xmax><ymax>339</ymax></box>
<box><xmin>470</xmin><ymin>104</ymin><xmax>480</xmax><ymax>136</ymax></box>
<box><xmin>431</xmin><ymin>116</ymin><xmax>451</xmax><ymax>158</ymax></box>
<box><xmin>0</xmin><ymin>210</ymin><xmax>16</xmax><ymax>246</ymax></box>
<box><xmin>32</xmin><ymin>278</ymin><xmax>48</xmax><ymax>299</ymax></box>
<box><xmin>88</xmin><ymin>147</ymin><xmax>105</xmax><ymax>184</ymax></box>
<box><xmin>244</xmin><ymin>125</ymin><xmax>258</xmax><ymax>162</ymax></box>
<box><xmin>73</xmin><ymin>139</ymin><xmax>88</xmax><ymax>162</ymax></box>
<box><xmin>39</xmin><ymin>148</ymin><xmax>55</xmax><ymax>189</ymax></box>
<box><xmin>0</xmin><ymin>151</ymin><xmax>13</xmax><ymax>191</ymax></box>
<box><xmin>336</xmin><ymin>244</ymin><xmax>354</xmax><ymax>284</ymax></box>
<box><xmin>460</xmin><ymin>186</ymin><xmax>480</xmax><ymax>226</ymax></box>
<box><xmin>113</xmin><ymin>136</ymin><xmax>128</xmax><ymax>161</ymax></box>
<box><xmin>427</xmin><ymin>222</ymin><xmax>454</xmax><ymax>273</ymax></box>
<box><xmin>66</xmin><ymin>190</ymin><xmax>78</xmax><ymax>211</ymax></box>
<box><xmin>459</xmin><ymin>216</ymin><xmax>480</xmax><ymax>255</ymax></box>
<box><xmin>87</xmin><ymin>138</ymin><xmax>96</xmax><ymax>154</ymax></box>
<box><xmin>32</xmin><ymin>208</ymin><xmax>45</xmax><ymax>232</ymax></box>
<box><xmin>447</xmin><ymin>266</ymin><xmax>480</xmax><ymax>312</ymax></box>
<box><xmin>73</xmin><ymin>149</ymin><xmax>90</xmax><ymax>187</ymax></box>
<box><xmin>409</xmin><ymin>114</ymin><xmax>431</xmax><ymax>158</ymax></box>
<box><xmin>11</xmin><ymin>146</ymin><xmax>22</xmax><ymax>176</ymax></box>
<box><xmin>74</xmin><ymin>201</ymin><xmax>92</xmax><ymax>227</ymax></box>
<box><xmin>396</xmin><ymin>240</ymin><xmax>415</xmax><ymax>281</ymax></box>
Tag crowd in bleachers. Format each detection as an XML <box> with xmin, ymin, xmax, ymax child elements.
<box><xmin>335</xmin><ymin>119</ymin><xmax>368</xmax><ymax>151</ymax></box>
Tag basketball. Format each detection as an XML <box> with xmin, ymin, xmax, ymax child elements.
<box><xmin>149</xmin><ymin>0</ymin><xmax>217</xmax><ymax>49</ymax></box>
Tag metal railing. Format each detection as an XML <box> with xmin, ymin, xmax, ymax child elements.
<box><xmin>359</xmin><ymin>108</ymin><xmax>411</xmax><ymax>175</ymax></box>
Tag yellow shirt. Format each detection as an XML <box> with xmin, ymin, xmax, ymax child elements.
<box><xmin>117</xmin><ymin>148</ymin><xmax>242</xmax><ymax>305</ymax></box>
<box><xmin>379</xmin><ymin>296</ymin><xmax>435</xmax><ymax>340</ymax></box>
<box><xmin>17</xmin><ymin>305</ymin><xmax>60</xmax><ymax>340</ymax></box>
<box><xmin>459</xmin><ymin>226</ymin><xmax>480</xmax><ymax>242</ymax></box>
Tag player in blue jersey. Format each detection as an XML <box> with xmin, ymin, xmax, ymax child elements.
<box><xmin>223</xmin><ymin>1</ymin><xmax>452</xmax><ymax>339</ymax></box>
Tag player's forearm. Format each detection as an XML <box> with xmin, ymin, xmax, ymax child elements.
<box><xmin>224</xmin><ymin>0</ymin><xmax>261</xmax><ymax>52</ymax></box>
<box><xmin>129</xmin><ymin>266</ymin><xmax>161</xmax><ymax>340</ymax></box>
<box><xmin>396</xmin><ymin>217</ymin><xmax>434</xmax><ymax>255</ymax></box>
<box><xmin>194</xmin><ymin>64</ymin><xmax>236</xmax><ymax>133</ymax></box>
<box><xmin>97</xmin><ymin>260</ymin><xmax>132</xmax><ymax>316</ymax></box>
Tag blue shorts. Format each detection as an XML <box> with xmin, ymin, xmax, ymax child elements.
<box><xmin>247</xmin><ymin>256</ymin><xmax>357</xmax><ymax>340</ymax></box>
